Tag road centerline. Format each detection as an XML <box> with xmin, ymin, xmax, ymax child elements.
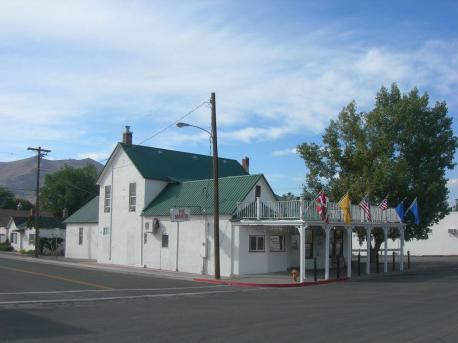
<box><xmin>0</xmin><ymin>265</ymin><xmax>112</xmax><ymax>290</ymax></box>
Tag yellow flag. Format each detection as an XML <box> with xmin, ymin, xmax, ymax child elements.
<box><xmin>338</xmin><ymin>193</ymin><xmax>352</xmax><ymax>224</ymax></box>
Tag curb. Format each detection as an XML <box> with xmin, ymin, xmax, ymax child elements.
<box><xmin>193</xmin><ymin>277</ymin><xmax>349</xmax><ymax>288</ymax></box>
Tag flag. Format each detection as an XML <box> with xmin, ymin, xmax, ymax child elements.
<box><xmin>378</xmin><ymin>197</ymin><xmax>388</xmax><ymax>211</ymax></box>
<box><xmin>395</xmin><ymin>200</ymin><xmax>405</xmax><ymax>222</ymax></box>
<box><xmin>338</xmin><ymin>192</ymin><xmax>351</xmax><ymax>224</ymax></box>
<box><xmin>359</xmin><ymin>193</ymin><xmax>372</xmax><ymax>222</ymax></box>
<box><xmin>315</xmin><ymin>191</ymin><xmax>329</xmax><ymax>223</ymax></box>
<box><xmin>407</xmin><ymin>197</ymin><xmax>420</xmax><ymax>225</ymax></box>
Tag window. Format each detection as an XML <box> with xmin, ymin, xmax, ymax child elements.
<box><xmin>129</xmin><ymin>183</ymin><xmax>136</xmax><ymax>212</ymax></box>
<box><xmin>144</xmin><ymin>233</ymin><xmax>148</xmax><ymax>244</ymax></box>
<box><xmin>103</xmin><ymin>227</ymin><xmax>110</xmax><ymax>236</ymax></box>
<box><xmin>249</xmin><ymin>235</ymin><xmax>265</xmax><ymax>252</ymax></box>
<box><xmin>104</xmin><ymin>185</ymin><xmax>111</xmax><ymax>213</ymax></box>
<box><xmin>11</xmin><ymin>233</ymin><xmax>17</xmax><ymax>244</ymax></box>
<box><xmin>78</xmin><ymin>227</ymin><xmax>84</xmax><ymax>245</ymax></box>
<box><xmin>162</xmin><ymin>234</ymin><xmax>169</xmax><ymax>248</ymax></box>
<box><xmin>29</xmin><ymin>234</ymin><xmax>35</xmax><ymax>245</ymax></box>
<box><xmin>255</xmin><ymin>185</ymin><xmax>261</xmax><ymax>198</ymax></box>
<box><xmin>269</xmin><ymin>235</ymin><xmax>285</xmax><ymax>252</ymax></box>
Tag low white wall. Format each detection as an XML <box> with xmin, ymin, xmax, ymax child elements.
<box><xmin>66</xmin><ymin>223</ymin><xmax>98</xmax><ymax>259</ymax></box>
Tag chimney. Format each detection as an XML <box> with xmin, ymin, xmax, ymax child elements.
<box><xmin>122</xmin><ymin>126</ymin><xmax>132</xmax><ymax>145</ymax></box>
<box><xmin>242</xmin><ymin>156</ymin><xmax>249</xmax><ymax>173</ymax></box>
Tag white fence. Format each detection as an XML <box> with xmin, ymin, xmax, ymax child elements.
<box><xmin>235</xmin><ymin>198</ymin><xmax>400</xmax><ymax>224</ymax></box>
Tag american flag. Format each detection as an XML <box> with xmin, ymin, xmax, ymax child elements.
<box><xmin>315</xmin><ymin>191</ymin><xmax>329</xmax><ymax>223</ymax></box>
<box><xmin>378</xmin><ymin>197</ymin><xmax>388</xmax><ymax>211</ymax></box>
<box><xmin>359</xmin><ymin>194</ymin><xmax>372</xmax><ymax>221</ymax></box>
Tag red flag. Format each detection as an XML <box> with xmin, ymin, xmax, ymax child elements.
<box><xmin>315</xmin><ymin>191</ymin><xmax>329</xmax><ymax>223</ymax></box>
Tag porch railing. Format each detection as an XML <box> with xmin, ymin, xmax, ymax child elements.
<box><xmin>234</xmin><ymin>198</ymin><xmax>400</xmax><ymax>224</ymax></box>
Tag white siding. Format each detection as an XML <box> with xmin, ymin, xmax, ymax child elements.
<box><xmin>142</xmin><ymin>215</ymin><xmax>234</xmax><ymax>276</ymax></box>
<box><xmin>97</xmin><ymin>147</ymin><xmax>167</xmax><ymax>267</ymax></box>
<box><xmin>65</xmin><ymin>223</ymin><xmax>98</xmax><ymax>259</ymax></box>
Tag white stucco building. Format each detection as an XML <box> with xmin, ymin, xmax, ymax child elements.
<box><xmin>0</xmin><ymin>209</ymin><xmax>29</xmax><ymax>243</ymax></box>
<box><xmin>66</xmin><ymin>127</ymin><xmax>405</xmax><ymax>281</ymax></box>
<box><xmin>7</xmin><ymin>216</ymin><xmax>65</xmax><ymax>253</ymax></box>
<box><xmin>353</xmin><ymin>210</ymin><xmax>458</xmax><ymax>256</ymax></box>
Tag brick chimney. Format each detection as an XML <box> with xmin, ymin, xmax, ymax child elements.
<box><xmin>242</xmin><ymin>156</ymin><xmax>249</xmax><ymax>173</ymax></box>
<box><xmin>122</xmin><ymin>126</ymin><xmax>132</xmax><ymax>145</ymax></box>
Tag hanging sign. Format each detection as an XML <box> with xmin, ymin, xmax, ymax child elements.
<box><xmin>170</xmin><ymin>208</ymin><xmax>191</xmax><ymax>222</ymax></box>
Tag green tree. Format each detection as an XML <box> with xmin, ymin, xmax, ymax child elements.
<box><xmin>0</xmin><ymin>186</ymin><xmax>16</xmax><ymax>208</ymax></box>
<box><xmin>40</xmin><ymin>164</ymin><xmax>99</xmax><ymax>217</ymax></box>
<box><xmin>297</xmin><ymin>84</ymin><xmax>457</xmax><ymax>248</ymax></box>
<box><xmin>0</xmin><ymin>187</ymin><xmax>32</xmax><ymax>210</ymax></box>
<box><xmin>278</xmin><ymin>192</ymin><xmax>299</xmax><ymax>201</ymax></box>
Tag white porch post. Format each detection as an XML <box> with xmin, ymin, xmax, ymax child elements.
<box><xmin>346</xmin><ymin>226</ymin><xmax>353</xmax><ymax>278</ymax></box>
<box><xmin>256</xmin><ymin>197</ymin><xmax>261</xmax><ymax>220</ymax></box>
<box><xmin>299</xmin><ymin>225</ymin><xmax>306</xmax><ymax>282</ymax></box>
<box><xmin>383</xmin><ymin>226</ymin><xmax>388</xmax><ymax>273</ymax></box>
<box><xmin>366</xmin><ymin>227</ymin><xmax>372</xmax><ymax>275</ymax></box>
<box><xmin>399</xmin><ymin>225</ymin><xmax>405</xmax><ymax>272</ymax></box>
<box><xmin>324</xmin><ymin>226</ymin><xmax>330</xmax><ymax>280</ymax></box>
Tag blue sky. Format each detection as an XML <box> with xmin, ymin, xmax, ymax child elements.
<box><xmin>0</xmin><ymin>0</ymin><xmax>457</xmax><ymax>202</ymax></box>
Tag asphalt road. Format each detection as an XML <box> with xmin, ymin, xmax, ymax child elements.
<box><xmin>0</xmin><ymin>255</ymin><xmax>457</xmax><ymax>343</ymax></box>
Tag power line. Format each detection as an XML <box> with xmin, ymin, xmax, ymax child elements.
<box><xmin>138</xmin><ymin>100</ymin><xmax>210</xmax><ymax>146</ymax></box>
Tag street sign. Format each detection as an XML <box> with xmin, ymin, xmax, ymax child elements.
<box><xmin>170</xmin><ymin>208</ymin><xmax>191</xmax><ymax>222</ymax></box>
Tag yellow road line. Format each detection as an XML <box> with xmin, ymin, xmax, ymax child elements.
<box><xmin>0</xmin><ymin>265</ymin><xmax>112</xmax><ymax>290</ymax></box>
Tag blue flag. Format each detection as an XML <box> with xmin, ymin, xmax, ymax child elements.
<box><xmin>395</xmin><ymin>201</ymin><xmax>405</xmax><ymax>222</ymax></box>
<box><xmin>407</xmin><ymin>198</ymin><xmax>420</xmax><ymax>225</ymax></box>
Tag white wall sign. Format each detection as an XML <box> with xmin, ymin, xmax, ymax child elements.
<box><xmin>170</xmin><ymin>208</ymin><xmax>191</xmax><ymax>222</ymax></box>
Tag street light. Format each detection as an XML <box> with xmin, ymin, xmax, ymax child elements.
<box><xmin>176</xmin><ymin>92</ymin><xmax>220</xmax><ymax>279</ymax></box>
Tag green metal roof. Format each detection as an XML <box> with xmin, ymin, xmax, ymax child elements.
<box><xmin>63</xmin><ymin>197</ymin><xmax>99</xmax><ymax>224</ymax></box>
<box><xmin>119</xmin><ymin>143</ymin><xmax>248</xmax><ymax>181</ymax></box>
<box><xmin>17</xmin><ymin>216</ymin><xmax>64</xmax><ymax>229</ymax></box>
<box><xmin>142</xmin><ymin>174</ymin><xmax>264</xmax><ymax>216</ymax></box>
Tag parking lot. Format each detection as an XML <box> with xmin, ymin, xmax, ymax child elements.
<box><xmin>1</xmin><ymin>254</ymin><xmax>457</xmax><ymax>342</ymax></box>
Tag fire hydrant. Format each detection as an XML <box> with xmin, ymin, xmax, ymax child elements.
<box><xmin>291</xmin><ymin>269</ymin><xmax>298</xmax><ymax>282</ymax></box>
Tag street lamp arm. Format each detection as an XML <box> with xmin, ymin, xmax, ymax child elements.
<box><xmin>176</xmin><ymin>122</ymin><xmax>212</xmax><ymax>137</ymax></box>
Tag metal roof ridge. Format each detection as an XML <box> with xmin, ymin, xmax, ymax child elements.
<box><xmin>179</xmin><ymin>174</ymin><xmax>262</xmax><ymax>184</ymax></box>
<box><xmin>120</xmin><ymin>142</ymin><xmax>242</xmax><ymax>164</ymax></box>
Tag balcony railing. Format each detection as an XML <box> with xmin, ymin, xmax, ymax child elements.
<box><xmin>234</xmin><ymin>198</ymin><xmax>400</xmax><ymax>224</ymax></box>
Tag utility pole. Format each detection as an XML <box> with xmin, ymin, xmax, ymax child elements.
<box><xmin>27</xmin><ymin>146</ymin><xmax>51</xmax><ymax>258</ymax></box>
<box><xmin>210</xmin><ymin>92</ymin><xmax>220</xmax><ymax>280</ymax></box>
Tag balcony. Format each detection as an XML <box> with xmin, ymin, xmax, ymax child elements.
<box><xmin>234</xmin><ymin>198</ymin><xmax>400</xmax><ymax>224</ymax></box>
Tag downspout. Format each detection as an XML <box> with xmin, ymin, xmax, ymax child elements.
<box><xmin>140</xmin><ymin>215</ymin><xmax>144</xmax><ymax>267</ymax></box>
<box><xmin>109</xmin><ymin>162</ymin><xmax>114</xmax><ymax>261</ymax></box>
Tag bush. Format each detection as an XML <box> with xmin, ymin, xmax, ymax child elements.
<box><xmin>19</xmin><ymin>249</ymin><xmax>35</xmax><ymax>255</ymax></box>
<box><xmin>0</xmin><ymin>241</ymin><xmax>13</xmax><ymax>252</ymax></box>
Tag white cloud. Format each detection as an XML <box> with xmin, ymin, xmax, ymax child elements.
<box><xmin>0</xmin><ymin>0</ymin><xmax>457</xmax><ymax>151</ymax></box>
<box><xmin>272</xmin><ymin>148</ymin><xmax>297</xmax><ymax>156</ymax></box>
<box><xmin>447</xmin><ymin>179</ymin><xmax>458</xmax><ymax>187</ymax></box>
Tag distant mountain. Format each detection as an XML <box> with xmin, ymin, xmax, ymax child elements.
<box><xmin>0</xmin><ymin>157</ymin><xmax>103</xmax><ymax>201</ymax></box>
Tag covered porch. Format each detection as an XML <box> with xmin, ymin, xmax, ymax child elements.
<box><xmin>233</xmin><ymin>197</ymin><xmax>405</xmax><ymax>282</ymax></box>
